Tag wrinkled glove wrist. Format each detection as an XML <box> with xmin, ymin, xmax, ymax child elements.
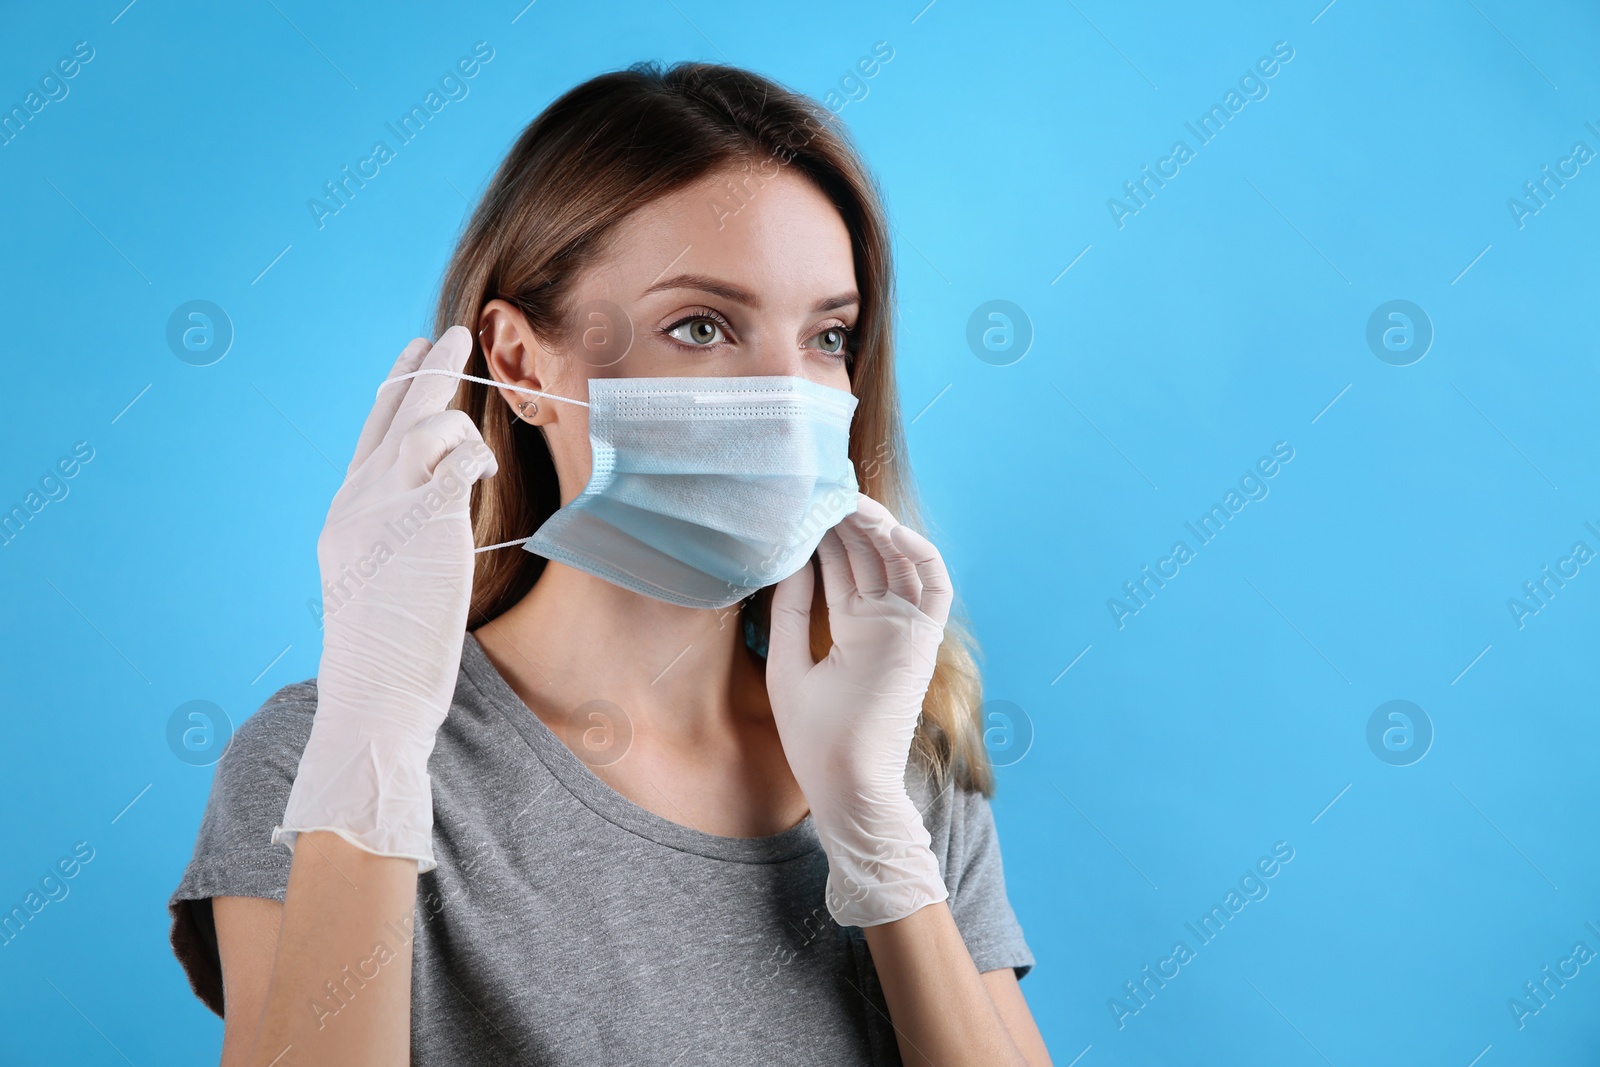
<box><xmin>273</xmin><ymin>714</ymin><xmax>442</xmax><ymax>871</ymax></box>
<box><xmin>816</xmin><ymin>792</ymin><xmax>948</xmax><ymax>928</ymax></box>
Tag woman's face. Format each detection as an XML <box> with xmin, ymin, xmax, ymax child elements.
<box><xmin>482</xmin><ymin>164</ymin><xmax>861</xmax><ymax>503</ymax></box>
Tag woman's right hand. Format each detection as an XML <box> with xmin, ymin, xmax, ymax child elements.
<box><xmin>273</xmin><ymin>325</ymin><xmax>497</xmax><ymax>871</ymax></box>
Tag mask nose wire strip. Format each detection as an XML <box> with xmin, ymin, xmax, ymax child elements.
<box><xmin>378</xmin><ymin>367</ymin><xmax>590</xmax><ymax>408</ymax></box>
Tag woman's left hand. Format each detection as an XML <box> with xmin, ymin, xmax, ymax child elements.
<box><xmin>767</xmin><ymin>493</ymin><xmax>954</xmax><ymax>927</ymax></box>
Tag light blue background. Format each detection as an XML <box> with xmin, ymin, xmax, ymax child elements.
<box><xmin>3</xmin><ymin>1</ymin><xmax>1597</xmax><ymax>1063</ymax></box>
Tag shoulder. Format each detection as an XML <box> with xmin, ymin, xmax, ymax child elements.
<box><xmin>196</xmin><ymin>679</ymin><xmax>321</xmax><ymax>822</ymax></box>
<box><xmin>168</xmin><ymin>678</ymin><xmax>322</xmax><ymax>907</ymax></box>
<box><xmin>904</xmin><ymin>750</ymin><xmax>1023</xmax><ymax>905</ymax></box>
<box><xmin>904</xmin><ymin>750</ymin><xmax>989</xmax><ymax>880</ymax></box>
<box><xmin>247</xmin><ymin>676</ymin><xmax>319</xmax><ymax>721</ymax></box>
<box><xmin>904</xmin><ymin>753</ymin><xmax>1036</xmax><ymax>978</ymax></box>
<box><xmin>219</xmin><ymin>679</ymin><xmax>319</xmax><ymax>774</ymax></box>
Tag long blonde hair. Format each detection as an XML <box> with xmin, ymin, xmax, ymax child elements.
<box><xmin>433</xmin><ymin>60</ymin><xmax>994</xmax><ymax>796</ymax></box>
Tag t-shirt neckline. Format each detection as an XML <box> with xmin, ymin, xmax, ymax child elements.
<box><xmin>460</xmin><ymin>629</ymin><xmax>821</xmax><ymax>865</ymax></box>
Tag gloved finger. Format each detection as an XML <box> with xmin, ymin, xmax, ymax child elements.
<box><xmin>424</xmin><ymin>437</ymin><xmax>498</xmax><ymax>514</ymax></box>
<box><xmin>348</xmin><ymin>337</ymin><xmax>432</xmax><ymax>477</ymax></box>
<box><xmin>815</xmin><ymin>527</ymin><xmax>857</xmax><ymax>609</ymax></box>
<box><xmin>387</xmin><ymin>325</ymin><xmax>475</xmax><ymax>443</ymax></box>
<box><xmin>848</xmin><ymin>503</ymin><xmax>921</xmax><ymax>605</ymax></box>
<box><xmin>766</xmin><ymin>557</ymin><xmax>817</xmax><ymax>685</ymax></box>
<box><xmin>432</xmin><ymin>433</ymin><xmax>498</xmax><ymax>486</ymax></box>
<box><xmin>394</xmin><ymin>409</ymin><xmax>484</xmax><ymax>489</ymax></box>
<box><xmin>880</xmin><ymin>538</ymin><xmax>922</xmax><ymax>604</ymax></box>
<box><xmin>889</xmin><ymin>522</ymin><xmax>953</xmax><ymax>627</ymax></box>
<box><xmin>852</xmin><ymin>492</ymin><xmax>900</xmax><ymax>525</ymax></box>
<box><xmin>833</xmin><ymin>512</ymin><xmax>889</xmax><ymax>598</ymax></box>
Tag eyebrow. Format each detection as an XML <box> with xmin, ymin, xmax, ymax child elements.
<box><xmin>641</xmin><ymin>273</ymin><xmax>860</xmax><ymax>314</ymax></box>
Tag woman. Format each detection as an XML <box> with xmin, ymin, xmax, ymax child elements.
<box><xmin>168</xmin><ymin>60</ymin><xmax>1048</xmax><ymax>1066</ymax></box>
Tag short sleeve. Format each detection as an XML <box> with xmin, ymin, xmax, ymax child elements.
<box><xmin>910</xmin><ymin>762</ymin><xmax>1036</xmax><ymax>981</ymax></box>
<box><xmin>166</xmin><ymin>681</ymin><xmax>318</xmax><ymax>1017</ymax></box>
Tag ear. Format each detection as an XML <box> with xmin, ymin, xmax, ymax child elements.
<box><xmin>478</xmin><ymin>298</ymin><xmax>563</xmax><ymax>426</ymax></box>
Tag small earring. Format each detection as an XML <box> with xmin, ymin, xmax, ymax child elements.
<box><xmin>517</xmin><ymin>399</ymin><xmax>539</xmax><ymax>422</ymax></box>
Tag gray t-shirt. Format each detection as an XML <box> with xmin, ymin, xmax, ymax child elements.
<box><xmin>168</xmin><ymin>631</ymin><xmax>1034</xmax><ymax>1065</ymax></box>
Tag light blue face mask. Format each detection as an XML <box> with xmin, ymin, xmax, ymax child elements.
<box><xmin>390</xmin><ymin>369</ymin><xmax>860</xmax><ymax>609</ymax></box>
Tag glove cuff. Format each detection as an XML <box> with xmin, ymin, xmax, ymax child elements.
<box><xmin>273</xmin><ymin>714</ymin><xmax>440</xmax><ymax>873</ymax></box>
<box><xmin>817</xmin><ymin>798</ymin><xmax>950</xmax><ymax>928</ymax></box>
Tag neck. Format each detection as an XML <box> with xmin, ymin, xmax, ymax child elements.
<box><xmin>471</xmin><ymin>560</ymin><xmax>770</xmax><ymax>737</ymax></box>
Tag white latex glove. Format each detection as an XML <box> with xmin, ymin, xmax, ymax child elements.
<box><xmin>767</xmin><ymin>493</ymin><xmax>954</xmax><ymax>927</ymax></box>
<box><xmin>273</xmin><ymin>325</ymin><xmax>497</xmax><ymax>872</ymax></box>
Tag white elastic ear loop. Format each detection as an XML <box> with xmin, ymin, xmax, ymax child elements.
<box><xmin>472</xmin><ymin>536</ymin><xmax>537</xmax><ymax>553</ymax></box>
<box><xmin>377</xmin><ymin>367</ymin><xmax>591</xmax><ymax>408</ymax></box>
<box><xmin>376</xmin><ymin>368</ymin><xmax>588</xmax><ymax>553</ymax></box>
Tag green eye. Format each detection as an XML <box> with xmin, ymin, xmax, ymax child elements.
<box><xmin>668</xmin><ymin>317</ymin><xmax>725</xmax><ymax>346</ymax></box>
<box><xmin>811</xmin><ymin>325</ymin><xmax>853</xmax><ymax>357</ymax></box>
